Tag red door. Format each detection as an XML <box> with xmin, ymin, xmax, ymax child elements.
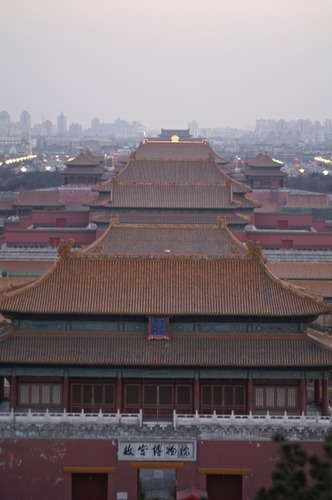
<box><xmin>72</xmin><ymin>474</ymin><xmax>108</xmax><ymax>500</ymax></box>
<box><xmin>206</xmin><ymin>474</ymin><xmax>242</xmax><ymax>500</ymax></box>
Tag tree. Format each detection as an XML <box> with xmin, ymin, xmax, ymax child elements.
<box><xmin>256</xmin><ymin>433</ymin><xmax>332</xmax><ymax>499</ymax></box>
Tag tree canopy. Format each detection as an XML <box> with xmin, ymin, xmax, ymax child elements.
<box><xmin>256</xmin><ymin>433</ymin><xmax>332</xmax><ymax>500</ymax></box>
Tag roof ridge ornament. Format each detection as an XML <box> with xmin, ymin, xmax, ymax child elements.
<box><xmin>246</xmin><ymin>240</ymin><xmax>263</xmax><ymax>261</ymax></box>
<box><xmin>58</xmin><ymin>239</ymin><xmax>74</xmax><ymax>259</ymax></box>
<box><xmin>217</xmin><ymin>216</ymin><xmax>227</xmax><ymax>228</ymax></box>
<box><xmin>109</xmin><ymin>216</ymin><xmax>120</xmax><ymax>226</ymax></box>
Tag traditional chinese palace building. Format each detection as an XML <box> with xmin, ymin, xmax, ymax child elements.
<box><xmin>88</xmin><ymin>137</ymin><xmax>257</xmax><ymax>240</ymax></box>
<box><xmin>244</xmin><ymin>152</ymin><xmax>287</xmax><ymax>190</ymax></box>
<box><xmin>62</xmin><ymin>149</ymin><xmax>106</xmax><ymax>186</ymax></box>
<box><xmin>0</xmin><ymin>216</ymin><xmax>331</xmax><ymax>500</ymax></box>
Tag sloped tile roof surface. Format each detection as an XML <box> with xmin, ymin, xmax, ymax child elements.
<box><xmin>81</xmin><ymin>219</ymin><xmax>247</xmax><ymax>257</ymax></box>
<box><xmin>286</xmin><ymin>280</ymin><xmax>332</xmax><ymax>298</ymax></box>
<box><xmin>267</xmin><ymin>262</ymin><xmax>332</xmax><ymax>280</ymax></box>
<box><xmin>1</xmin><ymin>331</ymin><xmax>332</xmax><ymax>367</ymax></box>
<box><xmin>0</xmin><ymin>251</ymin><xmax>328</xmax><ymax>317</ymax></box>
<box><xmin>117</xmin><ymin>159</ymin><xmax>250</xmax><ymax>194</ymax></box>
<box><xmin>66</xmin><ymin>150</ymin><xmax>102</xmax><ymax>166</ymax></box>
<box><xmin>14</xmin><ymin>190</ymin><xmax>62</xmax><ymax>206</ymax></box>
<box><xmin>100</xmin><ymin>183</ymin><xmax>238</xmax><ymax>209</ymax></box>
<box><xmin>286</xmin><ymin>194</ymin><xmax>330</xmax><ymax>208</ymax></box>
<box><xmin>134</xmin><ymin>140</ymin><xmax>215</xmax><ymax>160</ymax></box>
<box><xmin>245</xmin><ymin>152</ymin><xmax>284</xmax><ymax>168</ymax></box>
<box><xmin>0</xmin><ymin>260</ymin><xmax>54</xmax><ymax>274</ymax></box>
<box><xmin>0</xmin><ymin>277</ymin><xmax>36</xmax><ymax>293</ymax></box>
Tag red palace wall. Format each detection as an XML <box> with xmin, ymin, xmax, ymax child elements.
<box><xmin>0</xmin><ymin>438</ymin><xmax>326</xmax><ymax>500</ymax></box>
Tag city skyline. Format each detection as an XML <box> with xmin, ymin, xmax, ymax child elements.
<box><xmin>1</xmin><ymin>108</ymin><xmax>331</xmax><ymax>133</ymax></box>
<box><xmin>2</xmin><ymin>0</ymin><xmax>332</xmax><ymax>131</ymax></box>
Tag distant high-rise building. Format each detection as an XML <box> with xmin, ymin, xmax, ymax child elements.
<box><xmin>0</xmin><ymin>110</ymin><xmax>10</xmax><ymax>134</ymax></box>
<box><xmin>324</xmin><ymin>119</ymin><xmax>332</xmax><ymax>145</ymax></box>
<box><xmin>91</xmin><ymin>118</ymin><xmax>101</xmax><ymax>135</ymax></box>
<box><xmin>20</xmin><ymin>110</ymin><xmax>31</xmax><ymax>134</ymax></box>
<box><xmin>57</xmin><ymin>112</ymin><xmax>67</xmax><ymax>136</ymax></box>
<box><xmin>188</xmin><ymin>120</ymin><xmax>199</xmax><ymax>137</ymax></box>
<box><xmin>68</xmin><ymin>123</ymin><xmax>83</xmax><ymax>137</ymax></box>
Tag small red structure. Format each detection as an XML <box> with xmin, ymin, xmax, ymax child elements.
<box><xmin>177</xmin><ymin>486</ymin><xmax>208</xmax><ymax>500</ymax></box>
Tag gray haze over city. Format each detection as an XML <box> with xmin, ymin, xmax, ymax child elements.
<box><xmin>2</xmin><ymin>0</ymin><xmax>332</xmax><ymax>132</ymax></box>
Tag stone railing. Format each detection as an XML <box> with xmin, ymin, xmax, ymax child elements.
<box><xmin>0</xmin><ymin>408</ymin><xmax>331</xmax><ymax>429</ymax></box>
<box><xmin>0</xmin><ymin>408</ymin><xmax>143</xmax><ymax>426</ymax></box>
<box><xmin>173</xmin><ymin>410</ymin><xmax>332</xmax><ymax>429</ymax></box>
<box><xmin>1</xmin><ymin>409</ymin><xmax>332</xmax><ymax>440</ymax></box>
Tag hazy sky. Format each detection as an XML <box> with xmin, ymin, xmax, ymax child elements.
<box><xmin>2</xmin><ymin>0</ymin><xmax>332</xmax><ymax>132</ymax></box>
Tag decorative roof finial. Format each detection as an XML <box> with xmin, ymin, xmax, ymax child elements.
<box><xmin>217</xmin><ymin>216</ymin><xmax>227</xmax><ymax>228</ymax></box>
<box><xmin>246</xmin><ymin>240</ymin><xmax>263</xmax><ymax>261</ymax></box>
<box><xmin>109</xmin><ymin>216</ymin><xmax>120</xmax><ymax>226</ymax></box>
<box><xmin>58</xmin><ymin>239</ymin><xmax>74</xmax><ymax>259</ymax></box>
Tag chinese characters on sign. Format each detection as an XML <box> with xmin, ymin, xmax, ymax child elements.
<box><xmin>118</xmin><ymin>441</ymin><xmax>196</xmax><ymax>461</ymax></box>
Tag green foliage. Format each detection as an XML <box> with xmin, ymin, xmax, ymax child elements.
<box><xmin>256</xmin><ymin>432</ymin><xmax>332</xmax><ymax>500</ymax></box>
<box><xmin>285</xmin><ymin>173</ymin><xmax>332</xmax><ymax>194</ymax></box>
<box><xmin>0</xmin><ymin>169</ymin><xmax>62</xmax><ymax>190</ymax></box>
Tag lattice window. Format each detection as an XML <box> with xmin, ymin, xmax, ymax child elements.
<box><xmin>18</xmin><ymin>383</ymin><xmax>63</xmax><ymax>407</ymax></box>
<box><xmin>287</xmin><ymin>387</ymin><xmax>297</xmax><ymax>407</ymax></box>
<box><xmin>41</xmin><ymin>385</ymin><xmax>51</xmax><ymax>405</ymax></box>
<box><xmin>255</xmin><ymin>387</ymin><xmax>264</xmax><ymax>407</ymax></box>
<box><xmin>255</xmin><ymin>385</ymin><xmax>298</xmax><ymax>410</ymax></box>
<box><xmin>19</xmin><ymin>385</ymin><xmax>29</xmax><ymax>404</ymax></box>
<box><xmin>277</xmin><ymin>388</ymin><xmax>286</xmax><ymax>407</ymax></box>
<box><xmin>52</xmin><ymin>385</ymin><xmax>62</xmax><ymax>405</ymax></box>
<box><xmin>31</xmin><ymin>385</ymin><xmax>40</xmax><ymax>404</ymax></box>
<box><xmin>266</xmin><ymin>387</ymin><xmax>275</xmax><ymax>407</ymax></box>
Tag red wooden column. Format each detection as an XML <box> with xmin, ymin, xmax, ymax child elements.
<box><xmin>10</xmin><ymin>375</ymin><xmax>17</xmax><ymax>411</ymax></box>
<box><xmin>314</xmin><ymin>379</ymin><xmax>321</xmax><ymax>406</ymax></box>
<box><xmin>246</xmin><ymin>379</ymin><xmax>253</xmax><ymax>414</ymax></box>
<box><xmin>322</xmin><ymin>378</ymin><xmax>330</xmax><ymax>417</ymax></box>
<box><xmin>116</xmin><ymin>377</ymin><xmax>123</xmax><ymax>412</ymax></box>
<box><xmin>63</xmin><ymin>376</ymin><xmax>69</xmax><ymax>412</ymax></box>
<box><xmin>299</xmin><ymin>379</ymin><xmax>306</xmax><ymax>414</ymax></box>
<box><xmin>194</xmin><ymin>378</ymin><xmax>200</xmax><ymax>413</ymax></box>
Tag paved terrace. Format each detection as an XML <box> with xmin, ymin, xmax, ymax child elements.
<box><xmin>0</xmin><ymin>409</ymin><xmax>331</xmax><ymax>441</ymax></box>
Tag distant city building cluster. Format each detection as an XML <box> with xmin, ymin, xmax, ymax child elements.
<box><xmin>1</xmin><ymin>110</ymin><xmax>332</xmax><ymax>146</ymax></box>
<box><xmin>255</xmin><ymin>118</ymin><xmax>332</xmax><ymax>145</ymax></box>
<box><xmin>0</xmin><ymin>110</ymin><xmax>146</xmax><ymax>140</ymax></box>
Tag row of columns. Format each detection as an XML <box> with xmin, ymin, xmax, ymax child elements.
<box><xmin>6</xmin><ymin>376</ymin><xmax>331</xmax><ymax>416</ymax></box>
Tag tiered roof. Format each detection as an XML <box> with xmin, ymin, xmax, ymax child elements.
<box><xmin>88</xmin><ymin>139</ymin><xmax>256</xmax><ymax>216</ymax></box>
<box><xmin>62</xmin><ymin>150</ymin><xmax>105</xmax><ymax>179</ymax></box>
<box><xmin>1</xmin><ymin>331</ymin><xmax>332</xmax><ymax>368</ymax></box>
<box><xmin>0</xmin><ymin>220</ymin><xmax>331</xmax><ymax>370</ymax></box>
<box><xmin>244</xmin><ymin>152</ymin><xmax>287</xmax><ymax>177</ymax></box>
<box><xmin>0</xmin><ymin>238</ymin><xmax>327</xmax><ymax>318</ymax></box>
<box><xmin>81</xmin><ymin>217</ymin><xmax>247</xmax><ymax>257</ymax></box>
<box><xmin>66</xmin><ymin>149</ymin><xmax>103</xmax><ymax>167</ymax></box>
<box><xmin>132</xmin><ymin>138</ymin><xmax>228</xmax><ymax>165</ymax></box>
